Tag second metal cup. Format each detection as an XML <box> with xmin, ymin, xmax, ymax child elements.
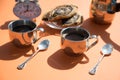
<box><xmin>61</xmin><ymin>27</ymin><xmax>98</xmax><ymax>54</ymax></box>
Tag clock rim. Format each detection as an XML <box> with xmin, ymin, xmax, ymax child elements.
<box><xmin>13</xmin><ymin>2</ymin><xmax>41</xmax><ymax>19</ymax></box>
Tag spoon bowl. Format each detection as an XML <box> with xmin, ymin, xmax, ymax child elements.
<box><xmin>37</xmin><ymin>39</ymin><xmax>49</xmax><ymax>50</ymax></box>
<box><xmin>89</xmin><ymin>44</ymin><xmax>113</xmax><ymax>75</ymax></box>
<box><xmin>101</xmin><ymin>44</ymin><xmax>113</xmax><ymax>56</ymax></box>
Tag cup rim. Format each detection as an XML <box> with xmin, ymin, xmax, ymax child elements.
<box><xmin>8</xmin><ymin>20</ymin><xmax>37</xmax><ymax>33</ymax></box>
<box><xmin>61</xmin><ymin>27</ymin><xmax>90</xmax><ymax>42</ymax></box>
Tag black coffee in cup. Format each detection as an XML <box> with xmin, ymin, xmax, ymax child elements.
<box><xmin>13</xmin><ymin>25</ymin><xmax>34</xmax><ymax>32</ymax></box>
<box><xmin>64</xmin><ymin>29</ymin><xmax>89</xmax><ymax>41</ymax></box>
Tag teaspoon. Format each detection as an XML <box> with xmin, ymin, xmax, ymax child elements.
<box><xmin>17</xmin><ymin>39</ymin><xmax>50</xmax><ymax>70</ymax></box>
<box><xmin>89</xmin><ymin>44</ymin><xmax>113</xmax><ymax>75</ymax></box>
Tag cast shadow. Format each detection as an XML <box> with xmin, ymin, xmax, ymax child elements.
<box><xmin>0</xmin><ymin>41</ymin><xmax>35</xmax><ymax>60</ymax></box>
<box><xmin>100</xmin><ymin>51</ymin><xmax>111</xmax><ymax>57</ymax></box>
<box><xmin>47</xmin><ymin>49</ymin><xmax>89</xmax><ymax>70</ymax></box>
<box><xmin>0</xmin><ymin>20</ymin><xmax>12</xmax><ymax>30</ymax></box>
<box><xmin>38</xmin><ymin>21</ymin><xmax>61</xmax><ymax>37</ymax></box>
<box><xmin>82</xmin><ymin>18</ymin><xmax>120</xmax><ymax>52</ymax></box>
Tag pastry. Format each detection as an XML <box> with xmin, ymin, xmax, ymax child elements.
<box><xmin>42</xmin><ymin>4</ymin><xmax>78</xmax><ymax>21</ymax></box>
<box><xmin>61</xmin><ymin>12</ymin><xmax>83</xmax><ymax>27</ymax></box>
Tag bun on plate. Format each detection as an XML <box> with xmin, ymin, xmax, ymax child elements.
<box><xmin>42</xmin><ymin>4</ymin><xmax>83</xmax><ymax>28</ymax></box>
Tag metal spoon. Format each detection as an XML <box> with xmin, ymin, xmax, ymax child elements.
<box><xmin>89</xmin><ymin>44</ymin><xmax>113</xmax><ymax>75</ymax></box>
<box><xmin>17</xmin><ymin>39</ymin><xmax>50</xmax><ymax>70</ymax></box>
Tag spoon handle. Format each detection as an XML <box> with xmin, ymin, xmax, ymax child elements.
<box><xmin>17</xmin><ymin>49</ymin><xmax>40</xmax><ymax>70</ymax></box>
<box><xmin>89</xmin><ymin>55</ymin><xmax>104</xmax><ymax>75</ymax></box>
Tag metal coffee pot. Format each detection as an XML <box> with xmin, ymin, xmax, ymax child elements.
<box><xmin>90</xmin><ymin>0</ymin><xmax>120</xmax><ymax>24</ymax></box>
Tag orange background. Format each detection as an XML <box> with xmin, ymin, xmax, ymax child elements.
<box><xmin>0</xmin><ymin>0</ymin><xmax>120</xmax><ymax>80</ymax></box>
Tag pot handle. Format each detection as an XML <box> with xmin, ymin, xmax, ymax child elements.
<box><xmin>116</xmin><ymin>3</ymin><xmax>120</xmax><ymax>12</ymax></box>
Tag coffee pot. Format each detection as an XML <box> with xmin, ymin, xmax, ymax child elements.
<box><xmin>90</xmin><ymin>0</ymin><xmax>120</xmax><ymax>24</ymax></box>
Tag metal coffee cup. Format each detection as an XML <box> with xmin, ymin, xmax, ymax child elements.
<box><xmin>8</xmin><ymin>20</ymin><xmax>44</xmax><ymax>47</ymax></box>
<box><xmin>61</xmin><ymin>27</ymin><xmax>98</xmax><ymax>54</ymax></box>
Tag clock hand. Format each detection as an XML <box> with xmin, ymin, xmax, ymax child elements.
<box><xmin>26</xmin><ymin>4</ymin><xmax>29</xmax><ymax>11</ymax></box>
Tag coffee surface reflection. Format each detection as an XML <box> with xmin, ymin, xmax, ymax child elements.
<box><xmin>65</xmin><ymin>31</ymin><xmax>89</xmax><ymax>41</ymax></box>
<box><xmin>13</xmin><ymin>25</ymin><xmax>34</xmax><ymax>32</ymax></box>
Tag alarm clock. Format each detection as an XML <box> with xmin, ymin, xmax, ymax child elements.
<box><xmin>13</xmin><ymin>0</ymin><xmax>41</xmax><ymax>19</ymax></box>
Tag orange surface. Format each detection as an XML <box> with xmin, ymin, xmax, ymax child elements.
<box><xmin>0</xmin><ymin>0</ymin><xmax>120</xmax><ymax>80</ymax></box>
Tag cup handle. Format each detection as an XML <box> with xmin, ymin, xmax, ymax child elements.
<box><xmin>32</xmin><ymin>31</ymin><xmax>37</xmax><ymax>43</ymax></box>
<box><xmin>88</xmin><ymin>35</ymin><xmax>98</xmax><ymax>50</ymax></box>
<box><xmin>32</xmin><ymin>27</ymin><xmax>45</xmax><ymax>43</ymax></box>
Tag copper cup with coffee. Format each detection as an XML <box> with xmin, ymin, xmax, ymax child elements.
<box><xmin>8</xmin><ymin>20</ymin><xmax>44</xmax><ymax>47</ymax></box>
<box><xmin>61</xmin><ymin>27</ymin><xmax>98</xmax><ymax>54</ymax></box>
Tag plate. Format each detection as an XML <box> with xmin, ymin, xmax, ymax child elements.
<box><xmin>44</xmin><ymin>21</ymin><xmax>63</xmax><ymax>30</ymax></box>
<box><xmin>44</xmin><ymin>21</ymin><xmax>81</xmax><ymax>30</ymax></box>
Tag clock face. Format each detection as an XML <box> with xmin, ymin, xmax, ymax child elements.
<box><xmin>13</xmin><ymin>2</ymin><xmax>41</xmax><ymax>19</ymax></box>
